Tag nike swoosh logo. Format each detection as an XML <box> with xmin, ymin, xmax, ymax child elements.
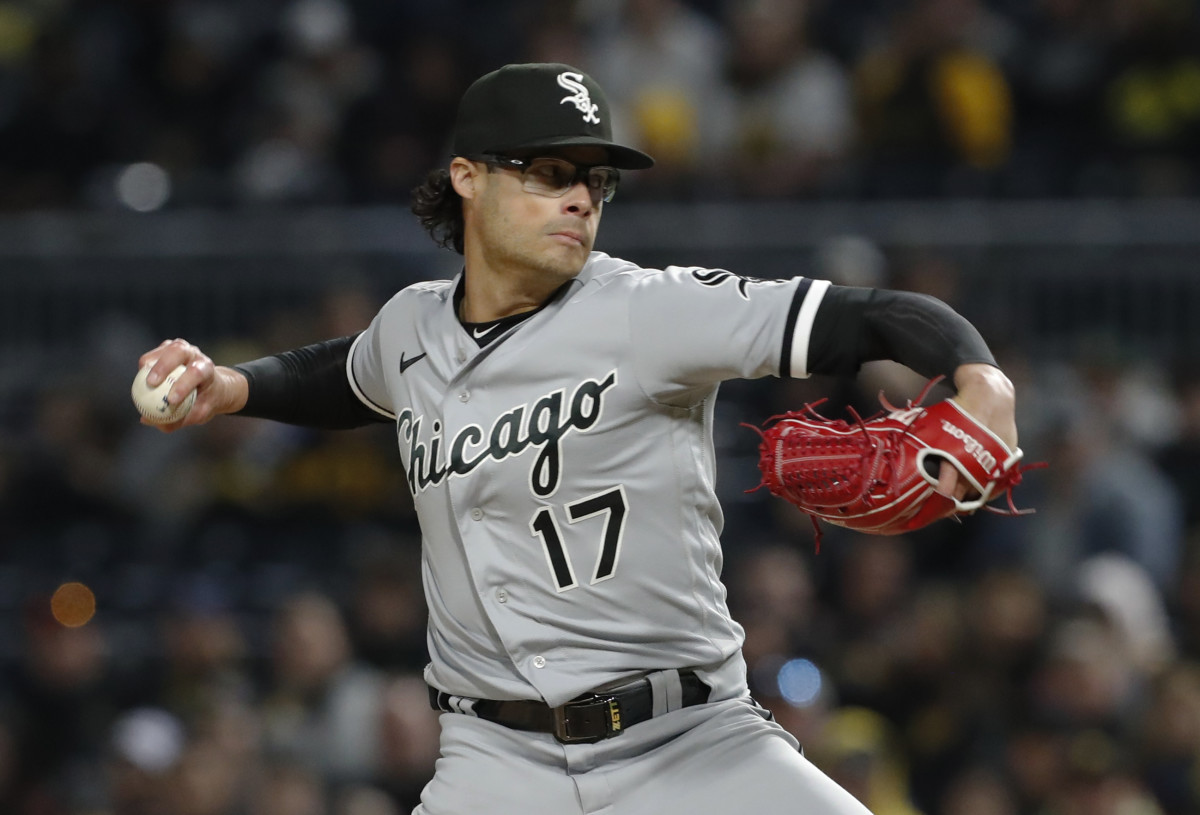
<box><xmin>399</xmin><ymin>352</ymin><xmax>427</xmax><ymax>374</ymax></box>
<box><xmin>473</xmin><ymin>323</ymin><xmax>503</xmax><ymax>339</ymax></box>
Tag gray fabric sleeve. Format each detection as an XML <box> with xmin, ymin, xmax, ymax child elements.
<box><xmin>346</xmin><ymin>311</ymin><xmax>397</xmax><ymax>420</ymax></box>
<box><xmin>628</xmin><ymin>267</ymin><xmax>825</xmax><ymax>403</ymax></box>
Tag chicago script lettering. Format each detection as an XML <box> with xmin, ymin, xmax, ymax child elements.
<box><xmin>397</xmin><ymin>371</ymin><xmax>617</xmax><ymax>498</ymax></box>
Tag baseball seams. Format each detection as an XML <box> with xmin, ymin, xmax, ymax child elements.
<box><xmin>131</xmin><ymin>363</ymin><xmax>196</xmax><ymax>424</ymax></box>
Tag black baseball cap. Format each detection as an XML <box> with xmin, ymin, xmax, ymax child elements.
<box><xmin>451</xmin><ymin>63</ymin><xmax>655</xmax><ymax>170</ymax></box>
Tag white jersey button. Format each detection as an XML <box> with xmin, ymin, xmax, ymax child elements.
<box><xmin>532</xmin><ymin>656</ymin><xmax>546</xmax><ymax>669</ymax></box>
<box><xmin>459</xmin><ymin>391</ymin><xmax>470</xmax><ymax>402</ymax></box>
<box><xmin>470</xmin><ymin>507</ymin><xmax>483</xmax><ymax>521</ymax></box>
<box><xmin>496</xmin><ymin>589</ymin><xmax>508</xmax><ymax>604</ymax></box>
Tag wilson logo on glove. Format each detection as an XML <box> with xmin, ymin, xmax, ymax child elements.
<box><xmin>744</xmin><ymin>379</ymin><xmax>1042</xmax><ymax>550</ymax></box>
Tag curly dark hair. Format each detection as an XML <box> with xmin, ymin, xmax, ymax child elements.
<box><xmin>411</xmin><ymin>168</ymin><xmax>465</xmax><ymax>254</ymax></box>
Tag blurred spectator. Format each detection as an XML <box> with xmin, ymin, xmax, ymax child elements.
<box><xmin>338</xmin><ymin>33</ymin><xmax>465</xmax><ymax>204</ymax></box>
<box><xmin>583</xmin><ymin>0</ymin><xmax>727</xmax><ymax>196</ymax></box>
<box><xmin>0</xmin><ymin>715</ymin><xmax>21</xmax><ymax>815</ymax></box>
<box><xmin>345</xmin><ymin>542</ymin><xmax>428</xmax><ymax>672</ymax></box>
<box><xmin>825</xmin><ymin>534</ymin><xmax>916</xmax><ymax>711</ymax></box>
<box><xmin>260</xmin><ymin>590</ymin><xmax>388</xmax><ymax>786</ymax></box>
<box><xmin>167</xmin><ymin>733</ymin><xmax>254</xmax><ymax>815</ymax></box>
<box><xmin>936</xmin><ymin>766</ymin><xmax>1017</xmax><ymax>815</ymax></box>
<box><xmin>1048</xmin><ymin>728</ymin><xmax>1165</xmax><ymax>815</ymax></box>
<box><xmin>877</xmin><ymin>583</ymin><xmax>974</xmax><ymax>810</ymax></box>
<box><xmin>1005</xmin><ymin>0</ymin><xmax>1114</xmax><ymax>195</ymax></box>
<box><xmin>1026</xmin><ymin>611</ymin><xmax>1141</xmax><ymax>733</ymax></box>
<box><xmin>1004</xmin><ymin>716</ymin><xmax>1071</xmax><ymax>814</ymax></box>
<box><xmin>519</xmin><ymin>0</ymin><xmax>589</xmax><ymax>67</ymax></box>
<box><xmin>105</xmin><ymin>707</ymin><xmax>187</xmax><ymax>815</ymax></box>
<box><xmin>961</xmin><ymin>568</ymin><xmax>1048</xmax><ymax>715</ymax></box>
<box><xmin>5</xmin><ymin>598</ymin><xmax>126</xmax><ymax>814</ymax></box>
<box><xmin>376</xmin><ymin>673</ymin><xmax>441</xmax><ymax>812</ymax></box>
<box><xmin>815</xmin><ymin>233</ymin><xmax>887</xmax><ymax>289</ymax></box>
<box><xmin>334</xmin><ymin>784</ymin><xmax>404</xmax><ymax>815</ymax></box>
<box><xmin>10</xmin><ymin>377</ymin><xmax>131</xmax><ymax>534</ymax></box>
<box><xmin>0</xmin><ymin>436</ymin><xmax>16</xmax><ymax>541</ymax></box>
<box><xmin>1156</xmin><ymin>369</ymin><xmax>1200</xmax><ymax>532</ymax></box>
<box><xmin>1023</xmin><ymin>362</ymin><xmax>1184</xmax><ymax>596</ymax></box>
<box><xmin>231</xmin><ymin>0</ymin><xmax>379</xmax><ymax>205</ymax></box>
<box><xmin>854</xmin><ymin>0</ymin><xmax>1017</xmax><ymax>195</ymax></box>
<box><xmin>1076</xmin><ymin>553</ymin><xmax>1175</xmax><ymax>677</ymax></box>
<box><xmin>809</xmin><ymin>706</ymin><xmax>925</xmax><ymax>815</ymax></box>
<box><xmin>726</xmin><ymin>542</ymin><xmax>826</xmax><ymax>670</ymax></box>
<box><xmin>703</xmin><ymin>0</ymin><xmax>856</xmax><ymax>198</ymax></box>
<box><xmin>1100</xmin><ymin>0</ymin><xmax>1200</xmax><ymax>196</ymax></box>
<box><xmin>152</xmin><ymin>573</ymin><xmax>254</xmax><ymax>723</ymax></box>
<box><xmin>248</xmin><ymin>760</ymin><xmax>328</xmax><ymax>815</ymax></box>
<box><xmin>268</xmin><ymin>424</ymin><xmax>409</xmax><ymax>523</ymax></box>
<box><xmin>1138</xmin><ymin>661</ymin><xmax>1200</xmax><ymax>814</ymax></box>
<box><xmin>1170</xmin><ymin>538</ymin><xmax>1200</xmax><ymax>662</ymax></box>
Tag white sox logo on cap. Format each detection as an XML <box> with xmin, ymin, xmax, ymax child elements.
<box><xmin>557</xmin><ymin>71</ymin><xmax>601</xmax><ymax>125</ymax></box>
<box><xmin>451</xmin><ymin>63</ymin><xmax>654</xmax><ymax>168</ymax></box>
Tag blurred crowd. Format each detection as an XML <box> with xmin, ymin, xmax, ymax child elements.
<box><xmin>4</xmin><ymin>1</ymin><xmax>1200</xmax><ymax>814</ymax></box>
<box><xmin>1</xmin><ymin>0</ymin><xmax>1200</xmax><ymax>210</ymax></box>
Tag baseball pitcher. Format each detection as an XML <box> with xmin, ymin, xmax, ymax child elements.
<box><xmin>136</xmin><ymin>63</ymin><xmax>1019</xmax><ymax>815</ymax></box>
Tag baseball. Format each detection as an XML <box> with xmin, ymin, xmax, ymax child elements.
<box><xmin>131</xmin><ymin>363</ymin><xmax>196</xmax><ymax>424</ymax></box>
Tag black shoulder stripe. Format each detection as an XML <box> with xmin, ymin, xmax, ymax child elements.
<box><xmin>780</xmin><ymin>278</ymin><xmax>812</xmax><ymax>377</ymax></box>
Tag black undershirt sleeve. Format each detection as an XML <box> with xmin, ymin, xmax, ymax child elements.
<box><xmin>806</xmin><ymin>285</ymin><xmax>997</xmax><ymax>382</ymax></box>
<box><xmin>231</xmin><ymin>334</ymin><xmax>389</xmax><ymax>429</ymax></box>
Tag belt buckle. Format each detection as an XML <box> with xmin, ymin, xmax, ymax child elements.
<box><xmin>553</xmin><ymin>695</ymin><xmax>623</xmax><ymax>744</ymax></box>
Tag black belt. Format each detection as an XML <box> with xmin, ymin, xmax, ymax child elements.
<box><xmin>429</xmin><ymin>671</ymin><xmax>711</xmax><ymax>744</ymax></box>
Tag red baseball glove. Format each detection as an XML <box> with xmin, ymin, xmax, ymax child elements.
<box><xmin>747</xmin><ymin>380</ymin><xmax>1036</xmax><ymax>548</ymax></box>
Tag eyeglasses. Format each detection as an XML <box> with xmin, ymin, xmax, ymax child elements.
<box><xmin>477</xmin><ymin>155</ymin><xmax>621</xmax><ymax>203</ymax></box>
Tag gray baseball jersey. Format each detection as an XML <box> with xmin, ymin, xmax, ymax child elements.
<box><xmin>347</xmin><ymin>251</ymin><xmax>830</xmax><ymax>708</ymax></box>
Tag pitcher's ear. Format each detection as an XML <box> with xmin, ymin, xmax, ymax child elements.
<box><xmin>449</xmin><ymin>157</ymin><xmax>481</xmax><ymax>200</ymax></box>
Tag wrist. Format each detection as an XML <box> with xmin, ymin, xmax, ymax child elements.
<box><xmin>216</xmin><ymin>366</ymin><xmax>250</xmax><ymax>415</ymax></box>
<box><xmin>951</xmin><ymin>363</ymin><xmax>1018</xmax><ymax>448</ymax></box>
<box><xmin>953</xmin><ymin>362</ymin><xmax>1012</xmax><ymax>398</ymax></box>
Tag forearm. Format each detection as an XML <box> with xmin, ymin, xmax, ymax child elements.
<box><xmin>232</xmin><ymin>334</ymin><xmax>388</xmax><ymax>429</ymax></box>
<box><xmin>808</xmin><ymin>285</ymin><xmax>997</xmax><ymax>382</ymax></box>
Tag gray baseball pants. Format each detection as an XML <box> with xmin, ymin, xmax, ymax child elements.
<box><xmin>413</xmin><ymin>695</ymin><xmax>873</xmax><ymax>815</ymax></box>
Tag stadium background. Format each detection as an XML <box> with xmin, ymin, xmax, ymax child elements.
<box><xmin>3</xmin><ymin>0</ymin><xmax>1200</xmax><ymax>813</ymax></box>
